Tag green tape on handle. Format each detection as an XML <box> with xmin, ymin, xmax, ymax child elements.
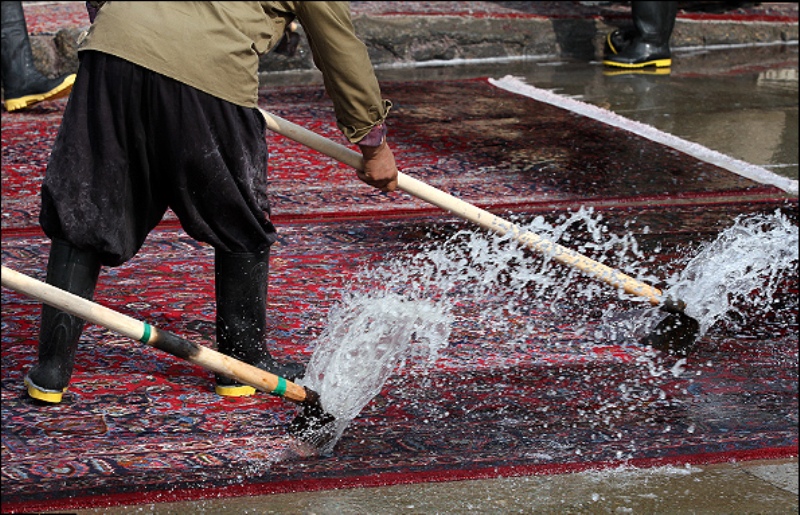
<box><xmin>272</xmin><ymin>377</ymin><xmax>287</xmax><ymax>397</ymax></box>
<box><xmin>139</xmin><ymin>323</ymin><xmax>152</xmax><ymax>343</ymax></box>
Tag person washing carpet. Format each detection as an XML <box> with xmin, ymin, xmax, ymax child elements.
<box><xmin>24</xmin><ymin>1</ymin><xmax>399</xmax><ymax>403</ymax></box>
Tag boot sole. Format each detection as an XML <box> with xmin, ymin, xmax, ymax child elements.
<box><xmin>215</xmin><ymin>383</ymin><xmax>257</xmax><ymax>397</ymax></box>
<box><xmin>24</xmin><ymin>376</ymin><xmax>67</xmax><ymax>403</ymax></box>
<box><xmin>4</xmin><ymin>74</ymin><xmax>76</xmax><ymax>112</ymax></box>
<box><xmin>602</xmin><ymin>58</ymin><xmax>672</xmax><ymax>69</ymax></box>
<box><xmin>603</xmin><ymin>68</ymin><xmax>672</xmax><ymax>77</ymax></box>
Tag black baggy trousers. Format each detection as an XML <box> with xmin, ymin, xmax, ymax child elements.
<box><xmin>40</xmin><ymin>51</ymin><xmax>277</xmax><ymax>267</ymax></box>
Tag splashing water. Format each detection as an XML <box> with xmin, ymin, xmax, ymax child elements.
<box><xmin>663</xmin><ymin>209</ymin><xmax>799</xmax><ymax>335</ymax></box>
<box><xmin>298</xmin><ymin>292</ymin><xmax>452</xmax><ymax>453</ymax></box>
<box><xmin>297</xmin><ymin>207</ymin><xmax>797</xmax><ymax>454</ymax></box>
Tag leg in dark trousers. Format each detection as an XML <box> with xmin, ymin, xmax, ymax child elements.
<box><xmin>36</xmin><ymin>51</ymin><xmax>303</xmax><ymax>401</ymax></box>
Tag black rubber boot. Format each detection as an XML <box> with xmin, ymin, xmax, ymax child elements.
<box><xmin>214</xmin><ymin>248</ymin><xmax>305</xmax><ymax>397</ymax></box>
<box><xmin>603</xmin><ymin>2</ymin><xmax>678</xmax><ymax>69</ymax></box>
<box><xmin>1</xmin><ymin>1</ymin><xmax>76</xmax><ymax>112</ymax></box>
<box><xmin>24</xmin><ymin>240</ymin><xmax>101</xmax><ymax>403</ymax></box>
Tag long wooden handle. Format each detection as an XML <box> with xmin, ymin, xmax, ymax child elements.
<box><xmin>1</xmin><ymin>265</ymin><xmax>310</xmax><ymax>403</ymax></box>
<box><xmin>260</xmin><ymin>109</ymin><xmax>664</xmax><ymax>306</ymax></box>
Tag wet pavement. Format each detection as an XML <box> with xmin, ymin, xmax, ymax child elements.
<box><xmin>68</xmin><ymin>458</ymin><xmax>799</xmax><ymax>514</ymax></box>
<box><xmin>10</xmin><ymin>2</ymin><xmax>800</xmax><ymax>514</ymax></box>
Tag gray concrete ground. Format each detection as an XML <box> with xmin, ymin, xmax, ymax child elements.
<box><xmin>69</xmin><ymin>458</ymin><xmax>799</xmax><ymax>514</ymax></box>
<box><xmin>56</xmin><ymin>42</ymin><xmax>799</xmax><ymax>515</ymax></box>
<box><xmin>15</xmin><ymin>2</ymin><xmax>799</xmax><ymax>513</ymax></box>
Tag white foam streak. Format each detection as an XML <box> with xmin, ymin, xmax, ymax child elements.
<box><xmin>490</xmin><ymin>76</ymin><xmax>799</xmax><ymax>195</ymax></box>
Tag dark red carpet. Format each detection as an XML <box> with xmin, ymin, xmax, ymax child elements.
<box><xmin>1</xmin><ymin>78</ymin><xmax>797</xmax><ymax>513</ymax></box>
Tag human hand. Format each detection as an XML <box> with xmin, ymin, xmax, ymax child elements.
<box><xmin>357</xmin><ymin>140</ymin><xmax>398</xmax><ymax>193</ymax></box>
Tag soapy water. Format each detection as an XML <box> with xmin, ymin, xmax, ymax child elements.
<box><xmin>298</xmin><ymin>208</ymin><xmax>798</xmax><ymax>454</ymax></box>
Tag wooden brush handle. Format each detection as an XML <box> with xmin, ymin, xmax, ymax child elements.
<box><xmin>1</xmin><ymin>265</ymin><xmax>310</xmax><ymax>403</ymax></box>
<box><xmin>259</xmin><ymin>109</ymin><xmax>664</xmax><ymax>305</ymax></box>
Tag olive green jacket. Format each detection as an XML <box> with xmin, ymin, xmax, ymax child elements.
<box><xmin>80</xmin><ymin>1</ymin><xmax>390</xmax><ymax>143</ymax></box>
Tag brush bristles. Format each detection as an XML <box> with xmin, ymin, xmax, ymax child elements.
<box><xmin>287</xmin><ymin>388</ymin><xmax>339</xmax><ymax>451</ymax></box>
<box><xmin>643</xmin><ymin>309</ymin><xmax>699</xmax><ymax>356</ymax></box>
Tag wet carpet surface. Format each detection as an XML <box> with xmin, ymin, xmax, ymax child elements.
<box><xmin>1</xmin><ymin>78</ymin><xmax>797</xmax><ymax>512</ymax></box>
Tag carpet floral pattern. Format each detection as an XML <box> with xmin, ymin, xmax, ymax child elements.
<box><xmin>2</xmin><ymin>78</ymin><xmax>796</xmax><ymax>512</ymax></box>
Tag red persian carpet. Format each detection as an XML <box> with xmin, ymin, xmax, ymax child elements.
<box><xmin>1</xmin><ymin>77</ymin><xmax>797</xmax><ymax>513</ymax></box>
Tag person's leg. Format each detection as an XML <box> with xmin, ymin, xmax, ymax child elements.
<box><xmin>31</xmin><ymin>52</ymin><xmax>167</xmax><ymax>403</ymax></box>
<box><xmin>1</xmin><ymin>1</ymin><xmax>75</xmax><ymax>111</ymax></box>
<box><xmin>24</xmin><ymin>240</ymin><xmax>101</xmax><ymax>403</ymax></box>
<box><xmin>603</xmin><ymin>2</ymin><xmax>678</xmax><ymax>68</ymax></box>
<box><xmin>213</xmin><ymin>248</ymin><xmax>305</xmax><ymax>396</ymax></box>
<box><xmin>40</xmin><ymin>52</ymin><xmax>169</xmax><ymax>265</ymax></box>
<box><xmin>154</xmin><ymin>83</ymin><xmax>305</xmax><ymax>396</ymax></box>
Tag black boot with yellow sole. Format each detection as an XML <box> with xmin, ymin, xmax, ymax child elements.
<box><xmin>24</xmin><ymin>240</ymin><xmax>101</xmax><ymax>403</ymax></box>
<box><xmin>214</xmin><ymin>248</ymin><xmax>305</xmax><ymax>397</ymax></box>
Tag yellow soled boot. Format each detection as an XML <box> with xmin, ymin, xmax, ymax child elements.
<box><xmin>603</xmin><ymin>2</ymin><xmax>677</xmax><ymax>69</ymax></box>
<box><xmin>4</xmin><ymin>73</ymin><xmax>76</xmax><ymax>112</ymax></box>
<box><xmin>24</xmin><ymin>240</ymin><xmax>100</xmax><ymax>403</ymax></box>
<box><xmin>1</xmin><ymin>2</ymin><xmax>76</xmax><ymax>112</ymax></box>
<box><xmin>214</xmin><ymin>248</ymin><xmax>305</xmax><ymax>397</ymax></box>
